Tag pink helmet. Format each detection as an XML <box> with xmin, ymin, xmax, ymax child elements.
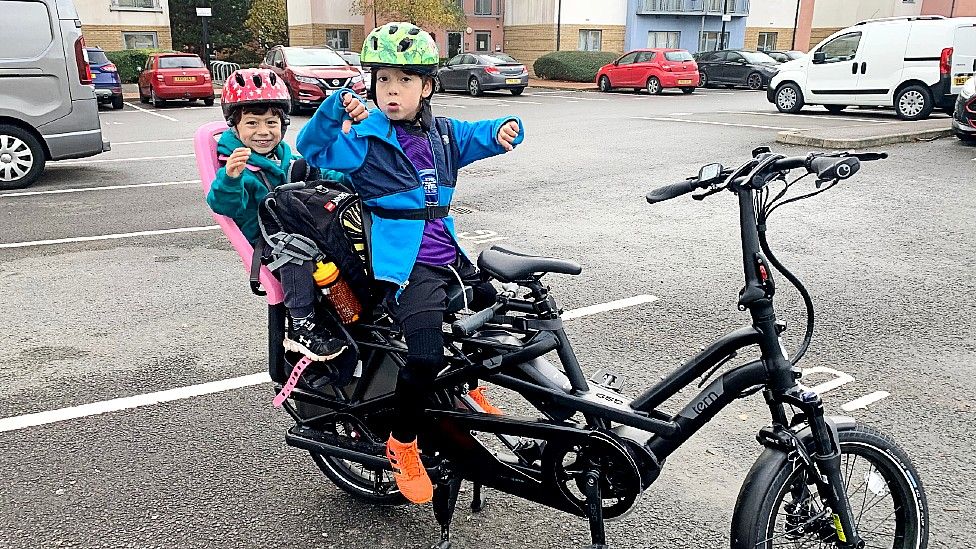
<box><xmin>221</xmin><ymin>68</ymin><xmax>291</xmax><ymax>123</ymax></box>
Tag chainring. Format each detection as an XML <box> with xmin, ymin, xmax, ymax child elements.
<box><xmin>541</xmin><ymin>432</ymin><xmax>644</xmax><ymax>520</ymax></box>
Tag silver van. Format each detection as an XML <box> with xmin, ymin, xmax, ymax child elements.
<box><xmin>0</xmin><ymin>0</ymin><xmax>109</xmax><ymax>190</ymax></box>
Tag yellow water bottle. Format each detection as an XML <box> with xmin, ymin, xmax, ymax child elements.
<box><xmin>313</xmin><ymin>261</ymin><xmax>361</xmax><ymax>324</ymax></box>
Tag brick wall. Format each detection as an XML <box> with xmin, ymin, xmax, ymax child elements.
<box><xmin>504</xmin><ymin>24</ymin><xmax>625</xmax><ymax>76</ymax></box>
<box><xmin>744</xmin><ymin>27</ymin><xmax>797</xmax><ymax>52</ymax></box>
<box><xmin>808</xmin><ymin>27</ymin><xmax>843</xmax><ymax>50</ymax></box>
<box><xmin>289</xmin><ymin>24</ymin><xmax>365</xmax><ymax>49</ymax></box>
<box><xmin>82</xmin><ymin>25</ymin><xmax>172</xmax><ymax>51</ymax></box>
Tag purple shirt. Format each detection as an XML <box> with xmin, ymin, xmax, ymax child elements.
<box><xmin>394</xmin><ymin>124</ymin><xmax>457</xmax><ymax>266</ymax></box>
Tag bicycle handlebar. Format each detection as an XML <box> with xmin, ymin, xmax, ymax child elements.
<box><xmin>452</xmin><ymin>303</ymin><xmax>502</xmax><ymax>337</ymax></box>
<box><xmin>645</xmin><ymin>179</ymin><xmax>697</xmax><ymax>204</ymax></box>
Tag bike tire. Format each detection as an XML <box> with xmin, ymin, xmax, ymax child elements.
<box><xmin>731</xmin><ymin>424</ymin><xmax>928</xmax><ymax>549</ymax></box>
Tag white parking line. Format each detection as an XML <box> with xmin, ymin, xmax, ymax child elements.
<box><xmin>632</xmin><ymin>116</ymin><xmax>799</xmax><ymax>131</ymax></box>
<box><xmin>536</xmin><ymin>94</ymin><xmax>609</xmax><ymax>101</ymax></box>
<box><xmin>124</xmin><ymin>102</ymin><xmax>178</xmax><ymax>122</ymax></box>
<box><xmin>112</xmin><ymin>138</ymin><xmax>193</xmax><ymax>146</ymax></box>
<box><xmin>716</xmin><ymin>110</ymin><xmax>889</xmax><ymax>123</ymax></box>
<box><xmin>0</xmin><ymin>295</ymin><xmax>660</xmax><ymax>433</ymax></box>
<box><xmin>0</xmin><ymin>225</ymin><xmax>220</xmax><ymax>249</ymax></box>
<box><xmin>841</xmin><ymin>391</ymin><xmax>890</xmax><ymax>411</ymax></box>
<box><xmin>53</xmin><ymin>154</ymin><xmax>194</xmax><ymax>166</ymax></box>
<box><xmin>0</xmin><ymin>180</ymin><xmax>198</xmax><ymax>198</ymax></box>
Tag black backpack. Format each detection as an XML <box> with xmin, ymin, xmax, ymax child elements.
<box><xmin>254</xmin><ymin>176</ymin><xmax>374</xmax><ymax>312</ymax></box>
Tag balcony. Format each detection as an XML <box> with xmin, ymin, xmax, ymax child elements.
<box><xmin>110</xmin><ymin>0</ymin><xmax>162</xmax><ymax>11</ymax></box>
<box><xmin>636</xmin><ymin>0</ymin><xmax>750</xmax><ymax>16</ymax></box>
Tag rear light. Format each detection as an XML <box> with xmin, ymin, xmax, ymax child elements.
<box><xmin>484</xmin><ymin>66</ymin><xmax>500</xmax><ymax>74</ymax></box>
<box><xmin>661</xmin><ymin>64</ymin><xmax>672</xmax><ymax>72</ymax></box>
<box><xmin>156</xmin><ymin>74</ymin><xmax>164</xmax><ymax>82</ymax></box>
<box><xmin>74</xmin><ymin>36</ymin><xmax>92</xmax><ymax>85</ymax></box>
<box><xmin>103</xmin><ymin>63</ymin><xmax>118</xmax><ymax>72</ymax></box>
<box><xmin>941</xmin><ymin>47</ymin><xmax>952</xmax><ymax>76</ymax></box>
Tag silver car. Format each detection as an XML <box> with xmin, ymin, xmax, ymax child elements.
<box><xmin>435</xmin><ymin>53</ymin><xmax>529</xmax><ymax>97</ymax></box>
<box><xmin>0</xmin><ymin>0</ymin><xmax>109</xmax><ymax>189</ymax></box>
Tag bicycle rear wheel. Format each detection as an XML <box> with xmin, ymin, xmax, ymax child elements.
<box><xmin>731</xmin><ymin>424</ymin><xmax>928</xmax><ymax>549</ymax></box>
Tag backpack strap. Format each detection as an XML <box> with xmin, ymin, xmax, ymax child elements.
<box><xmin>365</xmin><ymin>204</ymin><xmax>450</xmax><ymax>220</ymax></box>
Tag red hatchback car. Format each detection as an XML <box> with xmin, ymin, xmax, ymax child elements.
<box><xmin>261</xmin><ymin>46</ymin><xmax>367</xmax><ymax>114</ymax></box>
<box><xmin>138</xmin><ymin>53</ymin><xmax>214</xmax><ymax>107</ymax></box>
<box><xmin>596</xmin><ymin>49</ymin><xmax>700</xmax><ymax>95</ymax></box>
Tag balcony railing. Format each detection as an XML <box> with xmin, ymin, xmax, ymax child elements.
<box><xmin>110</xmin><ymin>0</ymin><xmax>161</xmax><ymax>10</ymax></box>
<box><xmin>636</xmin><ymin>0</ymin><xmax>750</xmax><ymax>16</ymax></box>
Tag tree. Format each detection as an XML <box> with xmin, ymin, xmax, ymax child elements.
<box><xmin>245</xmin><ymin>0</ymin><xmax>288</xmax><ymax>52</ymax></box>
<box><xmin>350</xmin><ymin>0</ymin><xmax>465</xmax><ymax>31</ymax></box>
<box><xmin>168</xmin><ymin>0</ymin><xmax>258</xmax><ymax>64</ymax></box>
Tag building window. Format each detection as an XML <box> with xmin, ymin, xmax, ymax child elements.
<box><xmin>475</xmin><ymin>32</ymin><xmax>490</xmax><ymax>52</ymax></box>
<box><xmin>757</xmin><ymin>32</ymin><xmax>778</xmax><ymax>51</ymax></box>
<box><xmin>474</xmin><ymin>0</ymin><xmax>492</xmax><ymax>15</ymax></box>
<box><xmin>111</xmin><ymin>0</ymin><xmax>159</xmax><ymax>9</ymax></box>
<box><xmin>699</xmin><ymin>31</ymin><xmax>729</xmax><ymax>52</ymax></box>
<box><xmin>647</xmin><ymin>31</ymin><xmax>680</xmax><ymax>48</ymax></box>
<box><xmin>326</xmin><ymin>29</ymin><xmax>350</xmax><ymax>50</ymax></box>
<box><xmin>123</xmin><ymin>31</ymin><xmax>158</xmax><ymax>49</ymax></box>
<box><xmin>578</xmin><ymin>29</ymin><xmax>603</xmax><ymax>51</ymax></box>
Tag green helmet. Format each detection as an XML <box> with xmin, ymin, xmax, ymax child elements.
<box><xmin>361</xmin><ymin>22</ymin><xmax>439</xmax><ymax>75</ymax></box>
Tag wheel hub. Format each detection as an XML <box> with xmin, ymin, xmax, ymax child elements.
<box><xmin>0</xmin><ymin>153</ymin><xmax>11</xmax><ymax>164</ymax></box>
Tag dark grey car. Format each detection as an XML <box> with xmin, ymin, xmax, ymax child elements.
<box><xmin>435</xmin><ymin>53</ymin><xmax>529</xmax><ymax>97</ymax></box>
<box><xmin>694</xmin><ymin>50</ymin><xmax>780</xmax><ymax>90</ymax></box>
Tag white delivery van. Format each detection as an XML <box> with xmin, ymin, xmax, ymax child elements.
<box><xmin>768</xmin><ymin>16</ymin><xmax>976</xmax><ymax>120</ymax></box>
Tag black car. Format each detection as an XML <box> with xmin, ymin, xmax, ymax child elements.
<box><xmin>694</xmin><ymin>50</ymin><xmax>779</xmax><ymax>90</ymax></box>
<box><xmin>435</xmin><ymin>53</ymin><xmax>529</xmax><ymax>97</ymax></box>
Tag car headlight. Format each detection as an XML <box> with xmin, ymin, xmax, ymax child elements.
<box><xmin>961</xmin><ymin>78</ymin><xmax>975</xmax><ymax>100</ymax></box>
<box><xmin>351</xmin><ymin>75</ymin><xmax>364</xmax><ymax>84</ymax></box>
<box><xmin>295</xmin><ymin>75</ymin><xmax>318</xmax><ymax>85</ymax></box>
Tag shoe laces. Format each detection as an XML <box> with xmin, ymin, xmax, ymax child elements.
<box><xmin>391</xmin><ymin>445</ymin><xmax>424</xmax><ymax>478</ymax></box>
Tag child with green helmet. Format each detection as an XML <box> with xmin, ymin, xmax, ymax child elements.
<box><xmin>296</xmin><ymin>22</ymin><xmax>524</xmax><ymax>504</ymax></box>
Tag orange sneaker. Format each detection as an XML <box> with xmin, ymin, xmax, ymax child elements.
<box><xmin>468</xmin><ymin>386</ymin><xmax>503</xmax><ymax>415</ymax></box>
<box><xmin>386</xmin><ymin>435</ymin><xmax>433</xmax><ymax>504</ymax></box>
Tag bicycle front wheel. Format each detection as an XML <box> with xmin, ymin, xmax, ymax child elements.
<box><xmin>731</xmin><ymin>424</ymin><xmax>928</xmax><ymax>549</ymax></box>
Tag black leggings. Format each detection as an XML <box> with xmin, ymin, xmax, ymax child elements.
<box><xmin>387</xmin><ymin>257</ymin><xmax>496</xmax><ymax>442</ymax></box>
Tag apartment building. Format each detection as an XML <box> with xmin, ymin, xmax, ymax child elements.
<box><xmin>287</xmin><ymin>0</ymin><xmax>504</xmax><ymax>59</ymax></box>
<box><xmin>745</xmin><ymin>0</ymin><xmax>803</xmax><ymax>51</ymax></box>
<box><xmin>625</xmin><ymin>0</ymin><xmax>751</xmax><ymax>52</ymax></box>
<box><xmin>504</xmin><ymin>0</ymin><xmax>627</xmax><ymax>74</ymax></box>
<box><xmin>76</xmin><ymin>0</ymin><xmax>172</xmax><ymax>51</ymax></box>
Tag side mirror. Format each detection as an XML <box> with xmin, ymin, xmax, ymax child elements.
<box><xmin>813</xmin><ymin>51</ymin><xmax>826</xmax><ymax>64</ymax></box>
<box><xmin>699</xmin><ymin>163</ymin><xmax>723</xmax><ymax>182</ymax></box>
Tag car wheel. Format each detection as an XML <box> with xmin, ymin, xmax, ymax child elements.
<box><xmin>956</xmin><ymin>131</ymin><xmax>976</xmax><ymax>143</ymax></box>
<box><xmin>681</xmin><ymin>87</ymin><xmax>695</xmax><ymax>94</ymax></box>
<box><xmin>646</xmin><ymin>76</ymin><xmax>662</xmax><ymax>95</ymax></box>
<box><xmin>151</xmin><ymin>87</ymin><xmax>165</xmax><ymax>108</ymax></box>
<box><xmin>0</xmin><ymin>124</ymin><xmax>46</xmax><ymax>190</ymax></box>
<box><xmin>434</xmin><ymin>76</ymin><xmax>443</xmax><ymax>93</ymax></box>
<box><xmin>775</xmin><ymin>83</ymin><xmax>804</xmax><ymax>114</ymax></box>
<box><xmin>468</xmin><ymin>77</ymin><xmax>481</xmax><ymax>97</ymax></box>
<box><xmin>895</xmin><ymin>85</ymin><xmax>934</xmax><ymax>120</ymax></box>
<box><xmin>111</xmin><ymin>95</ymin><xmax>124</xmax><ymax>110</ymax></box>
<box><xmin>699</xmin><ymin>71</ymin><xmax>709</xmax><ymax>88</ymax></box>
<box><xmin>599</xmin><ymin>75</ymin><xmax>612</xmax><ymax>92</ymax></box>
<box><xmin>204</xmin><ymin>96</ymin><xmax>215</xmax><ymax>107</ymax></box>
<box><xmin>825</xmin><ymin>104</ymin><xmax>847</xmax><ymax>114</ymax></box>
<box><xmin>747</xmin><ymin>72</ymin><xmax>764</xmax><ymax>90</ymax></box>
<box><xmin>510</xmin><ymin>87</ymin><xmax>524</xmax><ymax>96</ymax></box>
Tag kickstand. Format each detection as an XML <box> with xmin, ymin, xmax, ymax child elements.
<box><xmin>582</xmin><ymin>465</ymin><xmax>610</xmax><ymax>549</ymax></box>
<box><xmin>470</xmin><ymin>482</ymin><xmax>487</xmax><ymax>513</ymax></box>
<box><xmin>431</xmin><ymin>468</ymin><xmax>462</xmax><ymax>549</ymax></box>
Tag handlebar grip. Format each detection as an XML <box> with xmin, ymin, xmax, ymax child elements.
<box><xmin>808</xmin><ymin>156</ymin><xmax>860</xmax><ymax>181</ymax></box>
<box><xmin>452</xmin><ymin>306</ymin><xmax>498</xmax><ymax>337</ymax></box>
<box><xmin>645</xmin><ymin>179</ymin><xmax>696</xmax><ymax>204</ymax></box>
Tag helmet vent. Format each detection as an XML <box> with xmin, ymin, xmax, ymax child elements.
<box><xmin>371</xmin><ymin>36</ymin><xmax>379</xmax><ymax>50</ymax></box>
<box><xmin>408</xmin><ymin>27</ymin><xmax>420</xmax><ymax>35</ymax></box>
<box><xmin>235</xmin><ymin>72</ymin><xmax>246</xmax><ymax>87</ymax></box>
<box><xmin>252</xmin><ymin>73</ymin><xmax>263</xmax><ymax>87</ymax></box>
<box><xmin>269</xmin><ymin>72</ymin><xmax>277</xmax><ymax>85</ymax></box>
<box><xmin>397</xmin><ymin>38</ymin><xmax>413</xmax><ymax>52</ymax></box>
<box><xmin>388</xmin><ymin>24</ymin><xmax>399</xmax><ymax>34</ymax></box>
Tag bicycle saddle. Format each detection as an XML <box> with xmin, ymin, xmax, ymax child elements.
<box><xmin>477</xmin><ymin>246</ymin><xmax>582</xmax><ymax>283</ymax></box>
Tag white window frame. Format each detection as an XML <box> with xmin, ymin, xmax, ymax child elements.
<box><xmin>111</xmin><ymin>0</ymin><xmax>162</xmax><ymax>12</ymax></box>
<box><xmin>326</xmin><ymin>29</ymin><xmax>351</xmax><ymax>50</ymax></box>
<box><xmin>757</xmin><ymin>31</ymin><xmax>778</xmax><ymax>51</ymax></box>
<box><xmin>647</xmin><ymin>31</ymin><xmax>681</xmax><ymax>48</ymax></box>
<box><xmin>474</xmin><ymin>0</ymin><xmax>492</xmax><ymax>15</ymax></box>
<box><xmin>578</xmin><ymin>29</ymin><xmax>603</xmax><ymax>52</ymax></box>
<box><xmin>699</xmin><ymin>31</ymin><xmax>729</xmax><ymax>52</ymax></box>
<box><xmin>122</xmin><ymin>31</ymin><xmax>158</xmax><ymax>50</ymax></box>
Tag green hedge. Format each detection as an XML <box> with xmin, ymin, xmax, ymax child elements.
<box><xmin>533</xmin><ymin>51</ymin><xmax>620</xmax><ymax>82</ymax></box>
<box><xmin>105</xmin><ymin>49</ymin><xmax>175</xmax><ymax>83</ymax></box>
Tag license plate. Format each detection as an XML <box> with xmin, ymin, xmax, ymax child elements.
<box><xmin>954</xmin><ymin>75</ymin><xmax>972</xmax><ymax>87</ymax></box>
<box><xmin>505</xmin><ymin>78</ymin><xmax>521</xmax><ymax>84</ymax></box>
<box><xmin>173</xmin><ymin>76</ymin><xmax>195</xmax><ymax>83</ymax></box>
<box><xmin>324</xmin><ymin>89</ymin><xmax>334</xmax><ymax>96</ymax></box>
<box><xmin>678</xmin><ymin>79</ymin><xmax>693</xmax><ymax>85</ymax></box>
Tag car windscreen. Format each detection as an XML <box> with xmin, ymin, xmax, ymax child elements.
<box><xmin>740</xmin><ymin>51</ymin><xmax>777</xmax><ymax>64</ymax></box>
<box><xmin>87</xmin><ymin>50</ymin><xmax>110</xmax><ymax>65</ymax></box>
<box><xmin>159</xmin><ymin>56</ymin><xmax>205</xmax><ymax>69</ymax></box>
<box><xmin>339</xmin><ymin>52</ymin><xmax>360</xmax><ymax>66</ymax></box>
<box><xmin>479</xmin><ymin>53</ymin><xmax>518</xmax><ymax>64</ymax></box>
<box><xmin>664</xmin><ymin>51</ymin><xmax>693</xmax><ymax>62</ymax></box>
<box><xmin>285</xmin><ymin>48</ymin><xmax>346</xmax><ymax>66</ymax></box>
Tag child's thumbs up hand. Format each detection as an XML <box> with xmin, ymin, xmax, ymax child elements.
<box><xmin>497</xmin><ymin>120</ymin><xmax>520</xmax><ymax>152</ymax></box>
<box><xmin>341</xmin><ymin>93</ymin><xmax>369</xmax><ymax>134</ymax></box>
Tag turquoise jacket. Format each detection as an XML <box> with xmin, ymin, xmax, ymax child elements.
<box><xmin>206</xmin><ymin>129</ymin><xmax>349</xmax><ymax>244</ymax></box>
<box><xmin>296</xmin><ymin>89</ymin><xmax>524</xmax><ymax>291</ymax></box>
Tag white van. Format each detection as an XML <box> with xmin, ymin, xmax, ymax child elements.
<box><xmin>768</xmin><ymin>16</ymin><xmax>976</xmax><ymax>120</ymax></box>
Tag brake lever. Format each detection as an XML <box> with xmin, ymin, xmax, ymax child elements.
<box><xmin>693</xmin><ymin>186</ymin><xmax>725</xmax><ymax>200</ymax></box>
<box><xmin>849</xmin><ymin>152</ymin><xmax>888</xmax><ymax>161</ymax></box>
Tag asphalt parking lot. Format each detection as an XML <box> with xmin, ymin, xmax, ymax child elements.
<box><xmin>1</xmin><ymin>87</ymin><xmax>974</xmax><ymax>549</ymax></box>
